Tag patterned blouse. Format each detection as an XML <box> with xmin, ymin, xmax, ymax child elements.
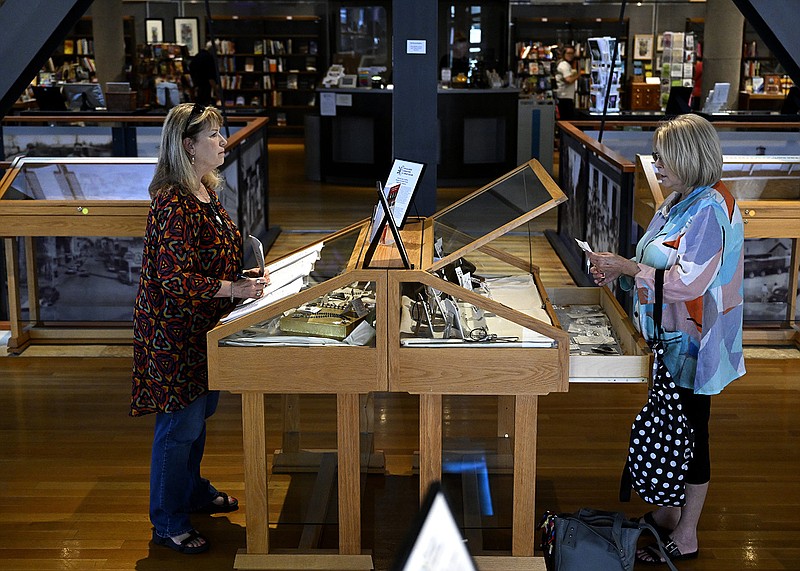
<box><xmin>130</xmin><ymin>186</ymin><xmax>241</xmax><ymax>416</ymax></box>
<box><xmin>620</xmin><ymin>181</ymin><xmax>746</xmax><ymax>395</ymax></box>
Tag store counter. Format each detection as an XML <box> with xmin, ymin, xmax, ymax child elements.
<box><xmin>314</xmin><ymin>88</ymin><xmax>524</xmax><ymax>186</ymax></box>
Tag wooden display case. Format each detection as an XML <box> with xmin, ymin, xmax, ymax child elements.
<box><xmin>206</xmin><ymin>158</ymin><xmax>650</xmax><ymax>569</ymax></box>
<box><xmin>0</xmin><ymin>157</ymin><xmax>154</xmax><ymax>352</ymax></box>
<box><xmin>0</xmin><ymin>116</ymin><xmax>271</xmax><ymax>353</ymax></box>
<box><xmin>634</xmin><ymin>153</ymin><xmax>800</xmax><ymax>346</ymax></box>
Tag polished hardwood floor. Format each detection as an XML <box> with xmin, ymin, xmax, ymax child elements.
<box><xmin>0</xmin><ymin>143</ymin><xmax>798</xmax><ymax>570</ymax></box>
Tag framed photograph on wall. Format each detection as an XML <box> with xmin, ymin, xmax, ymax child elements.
<box><xmin>174</xmin><ymin>17</ymin><xmax>199</xmax><ymax>55</ymax></box>
<box><xmin>656</xmin><ymin>34</ymin><xmax>664</xmax><ymax>52</ymax></box>
<box><xmin>145</xmin><ymin>19</ymin><xmax>163</xmax><ymax>43</ymax></box>
<box><xmin>633</xmin><ymin>34</ymin><xmax>654</xmax><ymax>60</ymax></box>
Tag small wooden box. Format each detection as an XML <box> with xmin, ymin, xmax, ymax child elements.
<box><xmin>105</xmin><ymin>91</ymin><xmax>137</xmax><ymax>112</ymax></box>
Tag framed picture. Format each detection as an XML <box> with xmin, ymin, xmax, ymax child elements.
<box><xmin>656</xmin><ymin>34</ymin><xmax>664</xmax><ymax>52</ymax></box>
<box><xmin>633</xmin><ymin>34</ymin><xmax>653</xmax><ymax>60</ymax></box>
<box><xmin>174</xmin><ymin>17</ymin><xmax>199</xmax><ymax>55</ymax></box>
<box><xmin>145</xmin><ymin>19</ymin><xmax>163</xmax><ymax>43</ymax></box>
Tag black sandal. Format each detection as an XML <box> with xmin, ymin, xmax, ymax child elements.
<box><xmin>640</xmin><ymin>511</ymin><xmax>672</xmax><ymax>541</ymax></box>
<box><xmin>637</xmin><ymin>539</ymin><xmax>699</xmax><ymax>565</ymax></box>
<box><xmin>152</xmin><ymin>528</ymin><xmax>210</xmax><ymax>554</ymax></box>
<box><xmin>195</xmin><ymin>491</ymin><xmax>239</xmax><ymax>514</ymax></box>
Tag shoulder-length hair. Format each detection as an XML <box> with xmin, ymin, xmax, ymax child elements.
<box><xmin>148</xmin><ymin>103</ymin><xmax>225</xmax><ymax>198</ymax></box>
<box><xmin>653</xmin><ymin>114</ymin><xmax>723</xmax><ymax>190</ymax></box>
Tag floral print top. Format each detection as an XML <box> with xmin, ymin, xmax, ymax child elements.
<box><xmin>130</xmin><ymin>186</ymin><xmax>241</xmax><ymax>416</ymax></box>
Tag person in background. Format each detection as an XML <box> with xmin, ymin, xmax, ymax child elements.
<box><xmin>555</xmin><ymin>45</ymin><xmax>579</xmax><ymax>120</ymax></box>
<box><xmin>131</xmin><ymin>103</ymin><xmax>269</xmax><ymax>554</ymax></box>
<box><xmin>691</xmin><ymin>57</ymin><xmax>703</xmax><ymax>111</ymax></box>
<box><xmin>588</xmin><ymin>114</ymin><xmax>745</xmax><ymax>564</ymax></box>
<box><xmin>189</xmin><ymin>41</ymin><xmax>218</xmax><ymax>106</ymax></box>
<box><xmin>440</xmin><ymin>31</ymin><xmax>470</xmax><ymax>79</ymax></box>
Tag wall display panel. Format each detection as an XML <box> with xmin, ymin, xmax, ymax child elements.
<box><xmin>3</xmin><ymin>126</ymin><xmax>114</xmax><ymax>160</ymax></box>
<box><xmin>13</xmin><ymin>236</ymin><xmax>142</xmax><ymax>323</ymax></box>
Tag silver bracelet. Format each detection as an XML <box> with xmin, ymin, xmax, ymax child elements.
<box><xmin>230</xmin><ymin>281</ymin><xmax>235</xmax><ymax>303</ymax></box>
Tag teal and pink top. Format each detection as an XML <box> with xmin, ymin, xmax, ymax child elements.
<box><xmin>621</xmin><ymin>181</ymin><xmax>746</xmax><ymax>395</ymax></box>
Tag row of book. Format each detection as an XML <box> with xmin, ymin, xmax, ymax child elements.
<box><xmin>63</xmin><ymin>38</ymin><xmax>93</xmax><ymax>55</ymax></box>
<box><xmin>254</xmin><ymin>38</ymin><xmax>318</xmax><ymax>56</ymax></box>
<box><xmin>219</xmin><ymin>73</ymin><xmax>316</xmax><ymax>91</ymax></box>
<box><xmin>515</xmin><ymin>42</ymin><xmax>556</xmax><ymax>61</ymax></box>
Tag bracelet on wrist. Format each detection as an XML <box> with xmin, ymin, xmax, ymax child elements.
<box><xmin>230</xmin><ymin>281</ymin><xmax>235</xmax><ymax>303</ymax></box>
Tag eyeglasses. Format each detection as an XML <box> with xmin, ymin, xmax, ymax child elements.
<box><xmin>183</xmin><ymin>103</ymin><xmax>205</xmax><ymax>139</ymax></box>
<box><xmin>652</xmin><ymin>151</ymin><xmax>662</xmax><ymax>163</ymax></box>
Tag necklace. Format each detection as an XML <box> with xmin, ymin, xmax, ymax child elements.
<box><xmin>207</xmin><ymin>198</ymin><xmax>225</xmax><ymax>227</ymax></box>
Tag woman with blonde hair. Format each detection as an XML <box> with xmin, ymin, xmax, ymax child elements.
<box><xmin>589</xmin><ymin>114</ymin><xmax>745</xmax><ymax>563</ymax></box>
<box><xmin>131</xmin><ymin>103</ymin><xmax>269</xmax><ymax>554</ymax></box>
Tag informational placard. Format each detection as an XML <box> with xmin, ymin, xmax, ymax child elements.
<box><xmin>368</xmin><ymin>158</ymin><xmax>426</xmax><ymax>244</ymax></box>
<box><xmin>391</xmin><ymin>482</ymin><xmax>477</xmax><ymax>571</ymax></box>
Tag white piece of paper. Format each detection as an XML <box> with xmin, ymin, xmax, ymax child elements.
<box><xmin>320</xmin><ymin>92</ymin><xmax>336</xmax><ymax>116</ymax></box>
<box><xmin>575</xmin><ymin>238</ymin><xmax>594</xmax><ymax>254</ymax></box>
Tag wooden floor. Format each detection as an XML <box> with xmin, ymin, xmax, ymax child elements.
<box><xmin>1</xmin><ymin>143</ymin><xmax>799</xmax><ymax>570</ymax></box>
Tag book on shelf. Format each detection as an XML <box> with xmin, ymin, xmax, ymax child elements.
<box><xmin>64</xmin><ymin>40</ymin><xmax>74</xmax><ymax>55</ymax></box>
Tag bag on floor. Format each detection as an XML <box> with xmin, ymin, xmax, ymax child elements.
<box><xmin>540</xmin><ymin>508</ymin><xmax>678</xmax><ymax>571</ymax></box>
<box><xmin>621</xmin><ymin>269</ymin><xmax>694</xmax><ymax>507</ymax></box>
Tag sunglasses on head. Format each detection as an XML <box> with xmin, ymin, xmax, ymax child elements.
<box><xmin>183</xmin><ymin>103</ymin><xmax>205</xmax><ymax>139</ymax></box>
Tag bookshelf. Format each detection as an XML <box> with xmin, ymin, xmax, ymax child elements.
<box><xmin>511</xmin><ymin>17</ymin><xmax>628</xmax><ymax>110</ymax></box>
<box><xmin>135</xmin><ymin>43</ymin><xmax>192</xmax><ymax>108</ymax></box>
<box><xmin>40</xmin><ymin>17</ymin><xmax>136</xmax><ymax>85</ymax></box>
<box><xmin>741</xmin><ymin>21</ymin><xmax>787</xmax><ymax>94</ymax></box>
<box><xmin>513</xmin><ymin>41</ymin><xmax>556</xmax><ymax>100</ymax></box>
<box><xmin>209</xmin><ymin>16</ymin><xmax>323</xmax><ymax>135</ymax></box>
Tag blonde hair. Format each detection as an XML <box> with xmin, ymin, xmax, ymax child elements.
<box><xmin>653</xmin><ymin>114</ymin><xmax>723</xmax><ymax>190</ymax></box>
<box><xmin>148</xmin><ymin>103</ymin><xmax>225</xmax><ymax>198</ymax></box>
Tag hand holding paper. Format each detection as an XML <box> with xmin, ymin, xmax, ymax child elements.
<box><xmin>574</xmin><ymin>238</ymin><xmax>594</xmax><ymax>254</ymax></box>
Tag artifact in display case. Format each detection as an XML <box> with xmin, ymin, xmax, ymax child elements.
<box><xmin>634</xmin><ymin>153</ymin><xmax>800</xmax><ymax>344</ymax></box>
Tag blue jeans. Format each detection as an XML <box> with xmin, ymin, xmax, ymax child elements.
<box><xmin>150</xmin><ymin>391</ymin><xmax>220</xmax><ymax>538</ymax></box>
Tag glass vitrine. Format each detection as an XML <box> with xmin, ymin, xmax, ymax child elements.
<box><xmin>0</xmin><ymin>157</ymin><xmax>155</xmax><ymax>352</ymax></box>
<box><xmin>204</xmin><ymin>158</ymin><xmax>652</xmax><ymax>568</ymax></box>
<box><xmin>634</xmin><ymin>154</ymin><xmax>800</xmax><ymax>337</ymax></box>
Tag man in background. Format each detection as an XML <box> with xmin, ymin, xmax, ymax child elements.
<box><xmin>189</xmin><ymin>41</ymin><xmax>218</xmax><ymax>106</ymax></box>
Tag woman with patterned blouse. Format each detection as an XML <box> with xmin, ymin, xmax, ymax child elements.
<box><xmin>131</xmin><ymin>103</ymin><xmax>268</xmax><ymax>554</ymax></box>
<box><xmin>588</xmin><ymin>114</ymin><xmax>745</xmax><ymax>564</ymax></box>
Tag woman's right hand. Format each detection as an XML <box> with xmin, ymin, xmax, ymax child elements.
<box><xmin>588</xmin><ymin>252</ymin><xmax>640</xmax><ymax>287</ymax></box>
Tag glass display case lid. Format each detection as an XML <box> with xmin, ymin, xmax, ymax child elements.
<box><xmin>637</xmin><ymin>154</ymin><xmax>800</xmax><ymax>204</ymax></box>
<box><xmin>428</xmin><ymin>159</ymin><xmax>566</xmax><ymax>270</ymax></box>
<box><xmin>0</xmin><ymin>157</ymin><xmax>157</xmax><ymax>202</ymax></box>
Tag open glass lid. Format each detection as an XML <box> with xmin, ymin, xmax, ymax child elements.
<box><xmin>0</xmin><ymin>157</ymin><xmax>157</xmax><ymax>202</ymax></box>
<box><xmin>720</xmin><ymin>156</ymin><xmax>800</xmax><ymax>201</ymax></box>
<box><xmin>395</xmin><ymin>159</ymin><xmax>569</xmax><ymax>349</ymax></box>
<box><xmin>217</xmin><ymin>222</ymin><xmax>379</xmax><ymax>346</ymax></box>
<box><xmin>428</xmin><ymin>159</ymin><xmax>566</xmax><ymax>270</ymax></box>
<box><xmin>637</xmin><ymin>154</ymin><xmax>800</xmax><ymax>205</ymax></box>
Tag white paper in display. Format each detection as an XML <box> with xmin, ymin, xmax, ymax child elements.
<box><xmin>368</xmin><ymin>158</ymin><xmax>425</xmax><ymax>244</ymax></box>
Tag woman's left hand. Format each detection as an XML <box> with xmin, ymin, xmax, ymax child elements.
<box><xmin>587</xmin><ymin>252</ymin><xmax>640</xmax><ymax>287</ymax></box>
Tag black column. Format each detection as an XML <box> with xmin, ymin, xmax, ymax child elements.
<box><xmin>392</xmin><ymin>0</ymin><xmax>438</xmax><ymax>216</ymax></box>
